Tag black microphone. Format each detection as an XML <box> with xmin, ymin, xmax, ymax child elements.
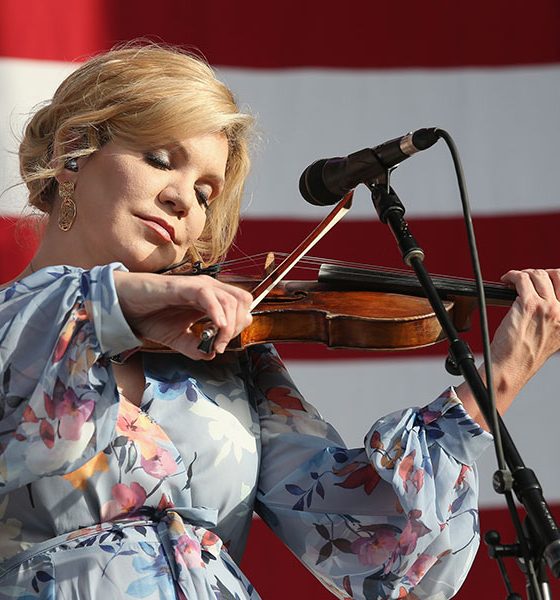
<box><xmin>299</xmin><ymin>127</ymin><xmax>440</xmax><ymax>206</ymax></box>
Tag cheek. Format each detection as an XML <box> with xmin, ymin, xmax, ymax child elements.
<box><xmin>193</xmin><ymin>209</ymin><xmax>209</xmax><ymax>239</ymax></box>
<box><xmin>96</xmin><ymin>158</ymin><xmax>154</xmax><ymax>206</ymax></box>
<box><xmin>180</xmin><ymin>208</ymin><xmax>209</xmax><ymax>249</ymax></box>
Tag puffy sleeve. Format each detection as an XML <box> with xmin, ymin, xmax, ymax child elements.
<box><xmin>0</xmin><ymin>264</ymin><xmax>140</xmax><ymax>493</ymax></box>
<box><xmin>248</xmin><ymin>344</ymin><xmax>492</xmax><ymax>600</ymax></box>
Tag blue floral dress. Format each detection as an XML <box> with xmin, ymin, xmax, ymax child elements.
<box><xmin>0</xmin><ymin>264</ymin><xmax>491</xmax><ymax>599</ymax></box>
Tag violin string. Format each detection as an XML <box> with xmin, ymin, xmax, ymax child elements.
<box><xmin>219</xmin><ymin>253</ymin><xmax>506</xmax><ymax>288</ymax></box>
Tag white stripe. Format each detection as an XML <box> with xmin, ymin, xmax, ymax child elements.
<box><xmin>1</xmin><ymin>58</ymin><xmax>559</xmax><ymax>218</ymax></box>
<box><xmin>285</xmin><ymin>353</ymin><xmax>560</xmax><ymax>507</ymax></box>
<box><xmin>220</xmin><ymin>64</ymin><xmax>560</xmax><ymax>219</ymax></box>
<box><xmin>0</xmin><ymin>58</ymin><xmax>76</xmax><ymax>213</ymax></box>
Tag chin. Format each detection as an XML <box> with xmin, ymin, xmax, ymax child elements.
<box><xmin>110</xmin><ymin>238</ymin><xmax>185</xmax><ymax>273</ymax></box>
<box><xmin>123</xmin><ymin>250</ymin><xmax>182</xmax><ymax>274</ymax></box>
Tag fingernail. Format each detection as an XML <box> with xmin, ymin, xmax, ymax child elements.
<box><xmin>216</xmin><ymin>343</ymin><xmax>227</xmax><ymax>354</ymax></box>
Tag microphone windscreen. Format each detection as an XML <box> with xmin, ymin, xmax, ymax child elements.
<box><xmin>299</xmin><ymin>159</ymin><xmax>343</xmax><ymax>206</ymax></box>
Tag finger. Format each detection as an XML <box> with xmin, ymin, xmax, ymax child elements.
<box><xmin>546</xmin><ymin>269</ymin><xmax>560</xmax><ymax>302</ymax></box>
<box><xmin>525</xmin><ymin>269</ymin><xmax>557</xmax><ymax>300</ymax></box>
<box><xmin>172</xmin><ymin>335</ymin><xmax>217</xmax><ymax>361</ymax></box>
<box><xmin>229</xmin><ymin>286</ymin><xmax>253</xmax><ymax>331</ymax></box>
<box><xmin>215</xmin><ymin>279</ymin><xmax>254</xmax><ymax>309</ymax></box>
<box><xmin>501</xmin><ymin>269</ymin><xmax>552</xmax><ymax>297</ymax></box>
<box><xmin>212</xmin><ymin>290</ymin><xmax>240</xmax><ymax>353</ymax></box>
<box><xmin>172</xmin><ymin>276</ymin><xmax>252</xmax><ymax>354</ymax></box>
<box><xmin>194</xmin><ymin>285</ymin><xmax>228</xmax><ymax>330</ymax></box>
<box><xmin>211</xmin><ymin>284</ymin><xmax>252</xmax><ymax>344</ymax></box>
<box><xmin>500</xmin><ymin>270</ymin><xmax>540</xmax><ymax>304</ymax></box>
<box><xmin>500</xmin><ymin>270</ymin><xmax>520</xmax><ymax>287</ymax></box>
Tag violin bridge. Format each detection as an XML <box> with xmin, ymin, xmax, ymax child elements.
<box><xmin>264</xmin><ymin>252</ymin><xmax>276</xmax><ymax>277</ymax></box>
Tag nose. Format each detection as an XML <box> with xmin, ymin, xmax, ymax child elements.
<box><xmin>158</xmin><ymin>184</ymin><xmax>195</xmax><ymax>218</ymax></box>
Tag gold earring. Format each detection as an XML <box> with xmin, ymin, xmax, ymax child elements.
<box><xmin>57</xmin><ymin>181</ymin><xmax>76</xmax><ymax>231</ymax></box>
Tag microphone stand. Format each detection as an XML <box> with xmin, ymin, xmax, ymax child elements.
<box><xmin>367</xmin><ymin>175</ymin><xmax>560</xmax><ymax>599</ymax></box>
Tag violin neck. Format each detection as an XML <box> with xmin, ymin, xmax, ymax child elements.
<box><xmin>318</xmin><ymin>264</ymin><xmax>516</xmax><ymax>306</ymax></box>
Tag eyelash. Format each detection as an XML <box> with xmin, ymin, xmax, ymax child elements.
<box><xmin>145</xmin><ymin>153</ymin><xmax>171</xmax><ymax>170</ymax></box>
<box><xmin>196</xmin><ymin>188</ymin><xmax>210</xmax><ymax>210</ymax></box>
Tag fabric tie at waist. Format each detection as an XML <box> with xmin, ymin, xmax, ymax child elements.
<box><xmin>0</xmin><ymin>505</ymin><xmax>222</xmax><ymax>581</ymax></box>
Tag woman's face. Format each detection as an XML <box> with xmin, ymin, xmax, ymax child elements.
<box><xmin>57</xmin><ymin>132</ymin><xmax>229</xmax><ymax>272</ymax></box>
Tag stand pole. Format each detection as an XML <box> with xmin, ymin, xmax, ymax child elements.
<box><xmin>368</xmin><ymin>181</ymin><xmax>560</xmax><ymax>595</ymax></box>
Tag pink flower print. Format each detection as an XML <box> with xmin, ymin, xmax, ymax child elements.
<box><xmin>410</xmin><ymin>468</ymin><xmax>424</xmax><ymax>493</ymax></box>
<box><xmin>398</xmin><ymin>450</ymin><xmax>425</xmax><ymax>494</ymax></box>
<box><xmin>52</xmin><ymin>384</ymin><xmax>95</xmax><ymax>441</ymax></box>
<box><xmin>22</xmin><ymin>405</ymin><xmax>39</xmax><ymax>423</ymax></box>
<box><xmin>397</xmin><ymin>586</ymin><xmax>419</xmax><ymax>599</ymax></box>
<box><xmin>399</xmin><ymin>511</ymin><xmax>431</xmax><ymax>556</ymax></box>
<box><xmin>334</xmin><ymin>462</ymin><xmax>381</xmax><ymax>495</ymax></box>
<box><xmin>406</xmin><ymin>553</ymin><xmax>437</xmax><ymax>586</ymax></box>
<box><xmin>39</xmin><ymin>420</ymin><xmax>55</xmax><ymax>449</ymax></box>
<box><xmin>455</xmin><ymin>464</ymin><xmax>471</xmax><ymax>489</ymax></box>
<box><xmin>267</xmin><ymin>386</ymin><xmax>305</xmax><ymax>412</ymax></box>
<box><xmin>140</xmin><ymin>447</ymin><xmax>178</xmax><ymax>479</ymax></box>
<box><xmin>419</xmin><ymin>405</ymin><xmax>442</xmax><ymax>425</ymax></box>
<box><xmin>199</xmin><ymin>529</ymin><xmax>222</xmax><ymax>558</ymax></box>
<box><xmin>116</xmin><ymin>401</ymin><xmax>168</xmax><ymax>459</ymax></box>
<box><xmin>174</xmin><ymin>534</ymin><xmax>204</xmax><ymax>570</ymax></box>
<box><xmin>350</xmin><ymin>525</ymin><xmax>399</xmax><ymax>567</ymax></box>
<box><xmin>157</xmin><ymin>493</ymin><xmax>174</xmax><ymax>512</ymax></box>
<box><xmin>101</xmin><ymin>482</ymin><xmax>147</xmax><ymax>521</ymax></box>
<box><xmin>52</xmin><ymin>304</ymin><xmax>88</xmax><ymax>363</ymax></box>
<box><xmin>369</xmin><ymin>430</ymin><xmax>383</xmax><ymax>450</ymax></box>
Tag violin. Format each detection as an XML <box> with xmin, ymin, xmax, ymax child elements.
<box><xmin>142</xmin><ymin>193</ymin><xmax>516</xmax><ymax>354</ymax></box>
<box><xmin>141</xmin><ymin>257</ymin><xmax>516</xmax><ymax>353</ymax></box>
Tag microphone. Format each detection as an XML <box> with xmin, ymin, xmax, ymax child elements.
<box><xmin>299</xmin><ymin>127</ymin><xmax>440</xmax><ymax>206</ymax></box>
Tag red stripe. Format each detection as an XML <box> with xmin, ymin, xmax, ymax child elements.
<box><xmin>0</xmin><ymin>0</ymin><xmax>110</xmax><ymax>64</ymax></box>
<box><xmin>0</xmin><ymin>218</ymin><xmax>38</xmax><ymax>284</ymax></box>
<box><xmin>1</xmin><ymin>0</ymin><xmax>559</xmax><ymax>68</ymax></box>
<box><xmin>3</xmin><ymin>211</ymin><xmax>558</xmax><ymax>359</ymax></box>
<box><xmin>233</xmin><ymin>212</ymin><xmax>560</xmax><ymax>279</ymax></box>
<box><xmin>242</xmin><ymin>504</ymin><xmax>560</xmax><ymax>599</ymax></box>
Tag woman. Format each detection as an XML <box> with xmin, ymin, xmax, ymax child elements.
<box><xmin>0</xmin><ymin>43</ymin><xmax>558</xmax><ymax>600</ymax></box>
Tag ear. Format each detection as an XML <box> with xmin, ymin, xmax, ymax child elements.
<box><xmin>51</xmin><ymin>134</ymin><xmax>85</xmax><ymax>182</ymax></box>
<box><xmin>54</xmin><ymin>167</ymin><xmax>78</xmax><ymax>187</ymax></box>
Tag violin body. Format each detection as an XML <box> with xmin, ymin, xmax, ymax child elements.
<box><xmin>227</xmin><ymin>279</ymin><xmax>458</xmax><ymax>351</ymax></box>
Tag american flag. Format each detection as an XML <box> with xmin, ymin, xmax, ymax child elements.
<box><xmin>1</xmin><ymin>1</ymin><xmax>559</xmax><ymax>597</ymax></box>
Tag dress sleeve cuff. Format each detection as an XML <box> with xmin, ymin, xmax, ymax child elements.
<box><xmin>417</xmin><ymin>386</ymin><xmax>493</xmax><ymax>465</ymax></box>
<box><xmin>82</xmin><ymin>263</ymin><xmax>142</xmax><ymax>356</ymax></box>
<box><xmin>365</xmin><ymin>387</ymin><xmax>493</xmax><ymax>469</ymax></box>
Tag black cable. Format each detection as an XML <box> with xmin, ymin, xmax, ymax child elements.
<box><xmin>433</xmin><ymin>128</ymin><xmax>505</xmax><ymax>471</ymax></box>
<box><xmin>435</xmin><ymin>128</ymin><xmax>543</xmax><ymax>598</ymax></box>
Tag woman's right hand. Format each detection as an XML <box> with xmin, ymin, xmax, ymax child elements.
<box><xmin>113</xmin><ymin>271</ymin><xmax>253</xmax><ymax>360</ymax></box>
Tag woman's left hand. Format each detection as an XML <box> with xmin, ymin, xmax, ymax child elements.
<box><xmin>492</xmin><ymin>268</ymin><xmax>560</xmax><ymax>393</ymax></box>
<box><xmin>456</xmin><ymin>268</ymin><xmax>560</xmax><ymax>429</ymax></box>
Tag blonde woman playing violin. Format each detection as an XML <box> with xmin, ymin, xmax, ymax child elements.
<box><xmin>0</xmin><ymin>44</ymin><xmax>559</xmax><ymax>600</ymax></box>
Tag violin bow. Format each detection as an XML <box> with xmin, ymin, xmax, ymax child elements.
<box><xmin>198</xmin><ymin>191</ymin><xmax>354</xmax><ymax>352</ymax></box>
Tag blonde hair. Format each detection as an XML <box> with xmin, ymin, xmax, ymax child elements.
<box><xmin>18</xmin><ymin>43</ymin><xmax>253</xmax><ymax>265</ymax></box>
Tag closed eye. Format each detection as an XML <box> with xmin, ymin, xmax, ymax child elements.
<box><xmin>145</xmin><ymin>151</ymin><xmax>172</xmax><ymax>170</ymax></box>
<box><xmin>195</xmin><ymin>187</ymin><xmax>210</xmax><ymax>209</ymax></box>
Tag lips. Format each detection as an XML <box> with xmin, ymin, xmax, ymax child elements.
<box><xmin>138</xmin><ymin>215</ymin><xmax>176</xmax><ymax>244</ymax></box>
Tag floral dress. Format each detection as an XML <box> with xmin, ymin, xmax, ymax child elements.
<box><xmin>0</xmin><ymin>264</ymin><xmax>491</xmax><ymax>599</ymax></box>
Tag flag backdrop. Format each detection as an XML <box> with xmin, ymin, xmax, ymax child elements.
<box><xmin>1</xmin><ymin>1</ymin><xmax>560</xmax><ymax>597</ymax></box>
